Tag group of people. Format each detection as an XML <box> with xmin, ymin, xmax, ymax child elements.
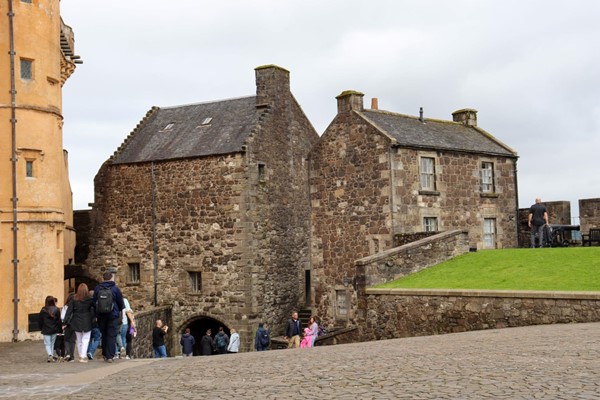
<box><xmin>284</xmin><ymin>312</ymin><xmax>320</xmax><ymax>349</ymax></box>
<box><xmin>189</xmin><ymin>326</ymin><xmax>240</xmax><ymax>356</ymax></box>
<box><xmin>39</xmin><ymin>271</ymin><xmax>136</xmax><ymax>363</ymax></box>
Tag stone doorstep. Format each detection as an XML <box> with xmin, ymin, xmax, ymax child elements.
<box><xmin>38</xmin><ymin>359</ymin><xmax>156</xmax><ymax>387</ymax></box>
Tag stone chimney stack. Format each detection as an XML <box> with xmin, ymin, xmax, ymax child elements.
<box><xmin>336</xmin><ymin>90</ymin><xmax>364</xmax><ymax>114</ymax></box>
<box><xmin>371</xmin><ymin>98</ymin><xmax>378</xmax><ymax>110</ymax></box>
<box><xmin>255</xmin><ymin>64</ymin><xmax>290</xmax><ymax>106</ymax></box>
<box><xmin>452</xmin><ymin>108</ymin><xmax>478</xmax><ymax>127</ymax></box>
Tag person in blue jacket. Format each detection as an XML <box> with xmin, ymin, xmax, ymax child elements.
<box><xmin>92</xmin><ymin>271</ymin><xmax>125</xmax><ymax>362</ymax></box>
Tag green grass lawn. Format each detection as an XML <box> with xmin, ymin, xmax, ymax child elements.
<box><xmin>375</xmin><ymin>247</ymin><xmax>600</xmax><ymax>291</ymax></box>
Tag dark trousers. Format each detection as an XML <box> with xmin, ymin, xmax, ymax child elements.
<box><xmin>64</xmin><ymin>327</ymin><xmax>76</xmax><ymax>358</ymax></box>
<box><xmin>54</xmin><ymin>334</ymin><xmax>65</xmax><ymax>357</ymax></box>
<box><xmin>97</xmin><ymin>316</ymin><xmax>119</xmax><ymax>360</ymax></box>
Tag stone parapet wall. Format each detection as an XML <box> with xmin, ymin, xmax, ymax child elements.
<box><xmin>579</xmin><ymin>198</ymin><xmax>600</xmax><ymax>233</ymax></box>
<box><xmin>359</xmin><ymin>289</ymin><xmax>600</xmax><ymax>341</ymax></box>
<box><xmin>131</xmin><ymin>306</ymin><xmax>172</xmax><ymax>359</ymax></box>
<box><xmin>356</xmin><ymin>230</ymin><xmax>470</xmax><ymax>287</ymax></box>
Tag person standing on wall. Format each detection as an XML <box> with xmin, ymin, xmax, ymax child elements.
<box><xmin>284</xmin><ymin>311</ymin><xmax>302</xmax><ymax>349</ymax></box>
<box><xmin>528</xmin><ymin>198</ymin><xmax>549</xmax><ymax>248</ymax></box>
<box><xmin>93</xmin><ymin>271</ymin><xmax>126</xmax><ymax>363</ymax></box>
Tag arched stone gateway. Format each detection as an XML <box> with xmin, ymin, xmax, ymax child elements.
<box><xmin>180</xmin><ymin>315</ymin><xmax>230</xmax><ymax>356</ymax></box>
<box><xmin>64</xmin><ymin>264</ymin><xmax>99</xmax><ymax>298</ymax></box>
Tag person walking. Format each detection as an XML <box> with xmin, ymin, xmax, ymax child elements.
<box><xmin>152</xmin><ymin>319</ymin><xmax>168</xmax><ymax>358</ymax></box>
<box><xmin>284</xmin><ymin>311</ymin><xmax>302</xmax><ymax>349</ymax></box>
<box><xmin>255</xmin><ymin>322</ymin><xmax>270</xmax><ymax>352</ymax></box>
<box><xmin>180</xmin><ymin>328</ymin><xmax>196</xmax><ymax>357</ymax></box>
<box><xmin>38</xmin><ymin>295</ymin><xmax>62</xmax><ymax>362</ymax></box>
<box><xmin>309</xmin><ymin>316</ymin><xmax>319</xmax><ymax>347</ymax></box>
<box><xmin>528</xmin><ymin>198</ymin><xmax>549</xmax><ymax>248</ymax></box>
<box><xmin>116</xmin><ymin>297</ymin><xmax>134</xmax><ymax>359</ymax></box>
<box><xmin>61</xmin><ymin>293</ymin><xmax>76</xmax><ymax>362</ymax></box>
<box><xmin>214</xmin><ymin>326</ymin><xmax>229</xmax><ymax>355</ymax></box>
<box><xmin>227</xmin><ymin>328</ymin><xmax>240</xmax><ymax>354</ymax></box>
<box><xmin>93</xmin><ymin>271</ymin><xmax>126</xmax><ymax>363</ymax></box>
<box><xmin>64</xmin><ymin>283</ymin><xmax>95</xmax><ymax>362</ymax></box>
<box><xmin>200</xmin><ymin>329</ymin><xmax>214</xmax><ymax>356</ymax></box>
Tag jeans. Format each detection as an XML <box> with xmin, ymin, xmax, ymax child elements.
<box><xmin>43</xmin><ymin>334</ymin><xmax>57</xmax><ymax>357</ymax></box>
<box><xmin>75</xmin><ymin>331</ymin><xmax>91</xmax><ymax>360</ymax></box>
<box><xmin>87</xmin><ymin>328</ymin><xmax>101</xmax><ymax>359</ymax></box>
<box><xmin>97</xmin><ymin>316</ymin><xmax>119</xmax><ymax>360</ymax></box>
<box><xmin>153</xmin><ymin>345</ymin><xmax>167</xmax><ymax>358</ymax></box>
<box><xmin>530</xmin><ymin>224</ymin><xmax>545</xmax><ymax>248</ymax></box>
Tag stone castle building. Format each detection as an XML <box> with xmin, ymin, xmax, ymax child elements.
<box><xmin>309</xmin><ymin>91</ymin><xmax>519</xmax><ymax>328</ymax></box>
<box><xmin>83</xmin><ymin>65</ymin><xmax>319</xmax><ymax>352</ymax></box>
<box><xmin>0</xmin><ymin>0</ymin><xmax>80</xmax><ymax>341</ymax></box>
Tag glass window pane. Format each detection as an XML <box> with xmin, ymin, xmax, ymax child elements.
<box><xmin>20</xmin><ymin>59</ymin><xmax>32</xmax><ymax>80</ymax></box>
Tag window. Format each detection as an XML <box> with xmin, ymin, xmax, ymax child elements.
<box><xmin>189</xmin><ymin>271</ymin><xmax>201</xmax><ymax>293</ymax></box>
<box><xmin>25</xmin><ymin>160</ymin><xmax>33</xmax><ymax>177</ymax></box>
<box><xmin>258</xmin><ymin>163</ymin><xmax>265</xmax><ymax>182</ymax></box>
<box><xmin>423</xmin><ymin>217</ymin><xmax>438</xmax><ymax>232</ymax></box>
<box><xmin>483</xmin><ymin>218</ymin><xmax>496</xmax><ymax>249</ymax></box>
<box><xmin>20</xmin><ymin>59</ymin><xmax>33</xmax><ymax>80</ymax></box>
<box><xmin>480</xmin><ymin>162</ymin><xmax>494</xmax><ymax>193</ymax></box>
<box><xmin>21</xmin><ymin>0</ymin><xmax>32</xmax><ymax>4</ymax></box>
<box><xmin>201</xmin><ymin>117</ymin><xmax>212</xmax><ymax>125</ymax></box>
<box><xmin>336</xmin><ymin>290</ymin><xmax>348</xmax><ymax>316</ymax></box>
<box><xmin>128</xmin><ymin>263</ymin><xmax>140</xmax><ymax>284</ymax></box>
<box><xmin>162</xmin><ymin>123</ymin><xmax>175</xmax><ymax>131</ymax></box>
<box><xmin>420</xmin><ymin>157</ymin><xmax>435</xmax><ymax>190</ymax></box>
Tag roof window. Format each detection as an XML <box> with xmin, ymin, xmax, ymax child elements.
<box><xmin>201</xmin><ymin>117</ymin><xmax>213</xmax><ymax>125</ymax></box>
<box><xmin>163</xmin><ymin>123</ymin><xmax>175</xmax><ymax>131</ymax></box>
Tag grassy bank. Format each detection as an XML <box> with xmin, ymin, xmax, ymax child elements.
<box><xmin>375</xmin><ymin>247</ymin><xmax>600</xmax><ymax>291</ymax></box>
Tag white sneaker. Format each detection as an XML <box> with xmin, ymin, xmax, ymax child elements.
<box><xmin>125</xmin><ymin>355</ymin><xmax>131</xmax><ymax>360</ymax></box>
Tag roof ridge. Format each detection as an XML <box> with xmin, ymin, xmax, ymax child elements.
<box><xmin>364</xmin><ymin>108</ymin><xmax>462</xmax><ymax>126</ymax></box>
<box><xmin>160</xmin><ymin>95</ymin><xmax>255</xmax><ymax>110</ymax></box>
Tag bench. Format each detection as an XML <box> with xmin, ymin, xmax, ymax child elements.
<box><xmin>582</xmin><ymin>228</ymin><xmax>600</xmax><ymax>246</ymax></box>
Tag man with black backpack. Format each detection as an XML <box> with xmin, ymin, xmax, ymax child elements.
<box><xmin>255</xmin><ymin>322</ymin><xmax>270</xmax><ymax>351</ymax></box>
<box><xmin>214</xmin><ymin>326</ymin><xmax>229</xmax><ymax>355</ymax></box>
<box><xmin>93</xmin><ymin>271</ymin><xmax>125</xmax><ymax>363</ymax></box>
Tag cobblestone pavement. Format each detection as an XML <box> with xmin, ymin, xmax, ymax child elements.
<box><xmin>0</xmin><ymin>323</ymin><xmax>598</xmax><ymax>399</ymax></box>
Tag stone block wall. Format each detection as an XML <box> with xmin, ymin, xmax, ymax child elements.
<box><xmin>131</xmin><ymin>306</ymin><xmax>172</xmax><ymax>358</ymax></box>
<box><xmin>579</xmin><ymin>198</ymin><xmax>600</xmax><ymax>233</ymax></box>
<box><xmin>356</xmin><ymin>230</ymin><xmax>470</xmax><ymax>288</ymax></box>
<box><xmin>518</xmin><ymin>200</ymin><xmax>572</xmax><ymax>247</ymax></box>
<box><xmin>360</xmin><ymin>289</ymin><xmax>600</xmax><ymax>341</ymax></box>
<box><xmin>392</xmin><ymin>148</ymin><xmax>518</xmax><ymax>250</ymax></box>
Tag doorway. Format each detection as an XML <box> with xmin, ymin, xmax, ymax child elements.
<box><xmin>185</xmin><ymin>317</ymin><xmax>230</xmax><ymax>356</ymax></box>
<box><xmin>305</xmin><ymin>270</ymin><xmax>311</xmax><ymax>306</ymax></box>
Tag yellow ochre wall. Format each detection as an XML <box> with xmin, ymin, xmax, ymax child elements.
<box><xmin>0</xmin><ymin>0</ymin><xmax>77</xmax><ymax>341</ymax></box>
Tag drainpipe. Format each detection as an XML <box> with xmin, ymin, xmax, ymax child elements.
<box><xmin>151</xmin><ymin>162</ymin><xmax>158</xmax><ymax>306</ymax></box>
<box><xmin>8</xmin><ymin>0</ymin><xmax>20</xmax><ymax>342</ymax></box>
<box><xmin>513</xmin><ymin>158</ymin><xmax>520</xmax><ymax>247</ymax></box>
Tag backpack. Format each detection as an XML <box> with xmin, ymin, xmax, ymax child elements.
<box><xmin>215</xmin><ymin>333</ymin><xmax>226</xmax><ymax>348</ymax></box>
<box><xmin>95</xmin><ymin>286</ymin><xmax>114</xmax><ymax>314</ymax></box>
<box><xmin>259</xmin><ymin>329</ymin><xmax>270</xmax><ymax>347</ymax></box>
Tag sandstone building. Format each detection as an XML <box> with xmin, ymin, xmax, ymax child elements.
<box><xmin>83</xmin><ymin>65</ymin><xmax>319</xmax><ymax>352</ymax></box>
<box><xmin>0</xmin><ymin>0</ymin><xmax>80</xmax><ymax>341</ymax></box>
<box><xmin>309</xmin><ymin>92</ymin><xmax>519</xmax><ymax>328</ymax></box>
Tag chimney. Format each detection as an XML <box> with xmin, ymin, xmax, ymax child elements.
<box><xmin>371</xmin><ymin>98</ymin><xmax>378</xmax><ymax>110</ymax></box>
<box><xmin>336</xmin><ymin>90</ymin><xmax>364</xmax><ymax>114</ymax></box>
<box><xmin>419</xmin><ymin>107</ymin><xmax>424</xmax><ymax>122</ymax></box>
<box><xmin>452</xmin><ymin>108</ymin><xmax>478</xmax><ymax>127</ymax></box>
<box><xmin>255</xmin><ymin>64</ymin><xmax>290</xmax><ymax>107</ymax></box>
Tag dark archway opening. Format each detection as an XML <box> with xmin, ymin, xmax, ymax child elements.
<box><xmin>185</xmin><ymin>317</ymin><xmax>230</xmax><ymax>356</ymax></box>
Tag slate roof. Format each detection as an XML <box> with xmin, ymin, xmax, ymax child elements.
<box><xmin>360</xmin><ymin>110</ymin><xmax>516</xmax><ymax>157</ymax></box>
<box><xmin>111</xmin><ymin>96</ymin><xmax>260</xmax><ymax>164</ymax></box>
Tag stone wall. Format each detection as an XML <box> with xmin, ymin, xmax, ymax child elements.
<box><xmin>579</xmin><ymin>198</ymin><xmax>600</xmax><ymax>234</ymax></box>
<box><xmin>360</xmin><ymin>289</ymin><xmax>600</xmax><ymax>341</ymax></box>
<box><xmin>518</xmin><ymin>200</ymin><xmax>572</xmax><ymax>247</ymax></box>
<box><xmin>392</xmin><ymin>148</ymin><xmax>518</xmax><ymax>250</ymax></box>
<box><xmin>356</xmin><ymin>230</ymin><xmax>470</xmax><ymax>287</ymax></box>
<box><xmin>131</xmin><ymin>306</ymin><xmax>172</xmax><ymax>358</ymax></box>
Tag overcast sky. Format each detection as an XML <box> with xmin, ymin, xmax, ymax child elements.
<box><xmin>60</xmin><ymin>0</ymin><xmax>599</xmax><ymax>222</ymax></box>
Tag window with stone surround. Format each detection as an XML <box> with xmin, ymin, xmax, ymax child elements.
<box><xmin>420</xmin><ymin>157</ymin><xmax>435</xmax><ymax>191</ymax></box>
<box><xmin>336</xmin><ymin>290</ymin><xmax>348</xmax><ymax>316</ymax></box>
<box><xmin>483</xmin><ymin>218</ymin><xmax>496</xmax><ymax>249</ymax></box>
<box><xmin>423</xmin><ymin>217</ymin><xmax>438</xmax><ymax>232</ymax></box>
<box><xmin>128</xmin><ymin>263</ymin><xmax>140</xmax><ymax>284</ymax></box>
<box><xmin>480</xmin><ymin>162</ymin><xmax>495</xmax><ymax>193</ymax></box>
<box><xmin>258</xmin><ymin>163</ymin><xmax>266</xmax><ymax>182</ymax></box>
<box><xmin>189</xmin><ymin>271</ymin><xmax>201</xmax><ymax>293</ymax></box>
<box><xmin>25</xmin><ymin>160</ymin><xmax>34</xmax><ymax>178</ymax></box>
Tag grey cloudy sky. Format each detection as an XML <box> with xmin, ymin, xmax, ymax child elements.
<box><xmin>60</xmin><ymin>0</ymin><xmax>599</xmax><ymax>221</ymax></box>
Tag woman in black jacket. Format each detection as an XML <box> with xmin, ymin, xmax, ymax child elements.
<box><xmin>64</xmin><ymin>283</ymin><xmax>95</xmax><ymax>363</ymax></box>
<box><xmin>38</xmin><ymin>295</ymin><xmax>62</xmax><ymax>362</ymax></box>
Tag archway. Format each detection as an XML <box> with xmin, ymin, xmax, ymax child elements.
<box><xmin>184</xmin><ymin>316</ymin><xmax>230</xmax><ymax>356</ymax></box>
